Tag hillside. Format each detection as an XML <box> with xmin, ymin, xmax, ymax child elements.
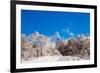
<box><xmin>21</xmin><ymin>32</ymin><xmax>90</xmax><ymax>63</ymax></box>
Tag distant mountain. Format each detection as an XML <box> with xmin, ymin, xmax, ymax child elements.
<box><xmin>50</xmin><ymin>32</ymin><xmax>61</xmax><ymax>43</ymax></box>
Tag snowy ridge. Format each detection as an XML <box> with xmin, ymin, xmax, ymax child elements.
<box><xmin>21</xmin><ymin>32</ymin><xmax>90</xmax><ymax>63</ymax></box>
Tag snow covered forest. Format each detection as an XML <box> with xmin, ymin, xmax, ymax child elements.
<box><xmin>21</xmin><ymin>31</ymin><xmax>90</xmax><ymax>63</ymax></box>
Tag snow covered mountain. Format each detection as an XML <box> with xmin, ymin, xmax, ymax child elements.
<box><xmin>21</xmin><ymin>32</ymin><xmax>90</xmax><ymax>62</ymax></box>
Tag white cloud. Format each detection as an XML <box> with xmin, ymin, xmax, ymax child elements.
<box><xmin>70</xmin><ymin>32</ymin><xmax>74</xmax><ymax>37</ymax></box>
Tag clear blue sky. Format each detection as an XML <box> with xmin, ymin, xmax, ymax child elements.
<box><xmin>21</xmin><ymin>9</ymin><xmax>90</xmax><ymax>39</ymax></box>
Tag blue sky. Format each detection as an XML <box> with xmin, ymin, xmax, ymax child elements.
<box><xmin>21</xmin><ymin>10</ymin><xmax>90</xmax><ymax>39</ymax></box>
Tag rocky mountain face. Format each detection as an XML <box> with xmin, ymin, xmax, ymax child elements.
<box><xmin>21</xmin><ymin>32</ymin><xmax>61</xmax><ymax>60</ymax></box>
<box><xmin>56</xmin><ymin>36</ymin><xmax>90</xmax><ymax>59</ymax></box>
<box><xmin>21</xmin><ymin>32</ymin><xmax>90</xmax><ymax>61</ymax></box>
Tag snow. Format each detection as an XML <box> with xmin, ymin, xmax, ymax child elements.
<box><xmin>22</xmin><ymin>56</ymin><xmax>89</xmax><ymax>63</ymax></box>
